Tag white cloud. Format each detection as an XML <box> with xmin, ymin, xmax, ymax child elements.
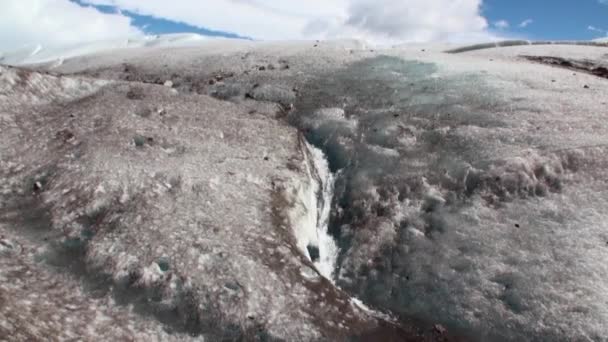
<box><xmin>0</xmin><ymin>0</ymin><xmax>142</xmax><ymax>52</ymax></box>
<box><xmin>82</xmin><ymin>0</ymin><xmax>494</xmax><ymax>43</ymax></box>
<box><xmin>588</xmin><ymin>25</ymin><xmax>604</xmax><ymax>33</ymax></box>
<box><xmin>518</xmin><ymin>19</ymin><xmax>533</xmax><ymax>28</ymax></box>
<box><xmin>82</xmin><ymin>0</ymin><xmax>341</xmax><ymax>41</ymax></box>
<box><xmin>493</xmin><ymin>20</ymin><xmax>510</xmax><ymax>30</ymax></box>
<box><xmin>0</xmin><ymin>0</ymin><xmax>498</xmax><ymax>53</ymax></box>
<box><xmin>343</xmin><ymin>0</ymin><xmax>490</xmax><ymax>42</ymax></box>
<box><xmin>587</xmin><ymin>25</ymin><xmax>608</xmax><ymax>38</ymax></box>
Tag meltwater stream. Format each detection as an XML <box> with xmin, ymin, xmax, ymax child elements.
<box><xmin>290</xmin><ymin>56</ymin><xmax>608</xmax><ymax>341</ymax></box>
<box><xmin>294</xmin><ymin>138</ymin><xmax>398</xmax><ymax>324</ymax></box>
<box><xmin>298</xmin><ymin>139</ymin><xmax>339</xmax><ymax>281</ymax></box>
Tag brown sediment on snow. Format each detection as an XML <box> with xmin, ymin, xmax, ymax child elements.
<box><xmin>520</xmin><ymin>55</ymin><xmax>608</xmax><ymax>79</ymax></box>
<box><xmin>445</xmin><ymin>40</ymin><xmax>608</xmax><ymax>54</ymax></box>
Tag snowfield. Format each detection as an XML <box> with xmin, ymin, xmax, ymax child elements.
<box><xmin>1</xmin><ymin>37</ymin><xmax>608</xmax><ymax>341</ymax></box>
<box><xmin>0</xmin><ymin>33</ymin><xmax>223</xmax><ymax>66</ymax></box>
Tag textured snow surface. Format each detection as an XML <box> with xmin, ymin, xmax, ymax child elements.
<box><xmin>1</xmin><ymin>39</ymin><xmax>608</xmax><ymax>341</ymax></box>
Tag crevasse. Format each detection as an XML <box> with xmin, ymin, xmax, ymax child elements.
<box><xmin>290</xmin><ymin>137</ymin><xmax>339</xmax><ymax>282</ymax></box>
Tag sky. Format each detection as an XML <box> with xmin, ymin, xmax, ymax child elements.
<box><xmin>0</xmin><ymin>0</ymin><xmax>607</xmax><ymax>52</ymax></box>
<box><xmin>483</xmin><ymin>0</ymin><xmax>608</xmax><ymax>41</ymax></box>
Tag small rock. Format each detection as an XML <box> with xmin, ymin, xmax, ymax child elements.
<box><xmin>56</xmin><ymin>129</ymin><xmax>75</xmax><ymax>142</ymax></box>
<box><xmin>156</xmin><ymin>257</ymin><xmax>170</xmax><ymax>272</ymax></box>
<box><xmin>258</xmin><ymin>66</ymin><xmax>266</xmax><ymax>71</ymax></box>
<box><xmin>33</xmin><ymin>181</ymin><xmax>43</xmax><ymax>191</ymax></box>
<box><xmin>133</xmin><ymin>135</ymin><xmax>147</xmax><ymax>148</ymax></box>
<box><xmin>583</xmin><ymin>85</ymin><xmax>590</xmax><ymax>89</ymax></box>
<box><xmin>163</xmin><ymin>80</ymin><xmax>174</xmax><ymax>88</ymax></box>
<box><xmin>224</xmin><ymin>281</ymin><xmax>240</xmax><ymax>291</ymax></box>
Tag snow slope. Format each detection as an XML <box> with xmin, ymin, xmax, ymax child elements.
<box><xmin>0</xmin><ymin>33</ymin><xmax>225</xmax><ymax>66</ymax></box>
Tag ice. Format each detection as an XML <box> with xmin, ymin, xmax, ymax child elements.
<box><xmin>307</xmin><ymin>142</ymin><xmax>339</xmax><ymax>281</ymax></box>
<box><xmin>287</xmin><ymin>142</ymin><xmax>321</xmax><ymax>261</ymax></box>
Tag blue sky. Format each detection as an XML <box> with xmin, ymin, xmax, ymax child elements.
<box><xmin>483</xmin><ymin>0</ymin><xmax>608</xmax><ymax>40</ymax></box>
<box><xmin>70</xmin><ymin>0</ymin><xmax>247</xmax><ymax>39</ymax></box>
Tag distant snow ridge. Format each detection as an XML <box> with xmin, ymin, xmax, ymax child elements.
<box><xmin>446</xmin><ymin>39</ymin><xmax>608</xmax><ymax>53</ymax></box>
<box><xmin>0</xmin><ymin>33</ymin><xmax>220</xmax><ymax>67</ymax></box>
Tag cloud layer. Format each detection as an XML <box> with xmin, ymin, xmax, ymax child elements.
<box><xmin>0</xmin><ymin>0</ymin><xmax>142</xmax><ymax>52</ymax></box>
<box><xmin>83</xmin><ymin>0</ymin><xmax>492</xmax><ymax>43</ymax></box>
<box><xmin>1</xmin><ymin>0</ymin><xmax>496</xmax><ymax>52</ymax></box>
